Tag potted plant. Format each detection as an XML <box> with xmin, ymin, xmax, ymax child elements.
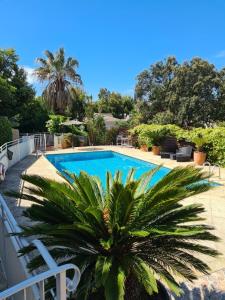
<box><xmin>138</xmin><ymin>135</ymin><xmax>148</xmax><ymax>152</ymax></box>
<box><xmin>61</xmin><ymin>133</ymin><xmax>73</xmax><ymax>149</ymax></box>
<box><xmin>141</xmin><ymin>127</ymin><xmax>167</xmax><ymax>155</ymax></box>
<box><xmin>191</xmin><ymin>132</ymin><xmax>207</xmax><ymax>165</ymax></box>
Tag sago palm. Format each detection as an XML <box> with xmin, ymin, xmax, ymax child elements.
<box><xmin>9</xmin><ymin>166</ymin><xmax>219</xmax><ymax>299</ymax></box>
<box><xmin>35</xmin><ymin>48</ymin><xmax>82</xmax><ymax>114</ymax></box>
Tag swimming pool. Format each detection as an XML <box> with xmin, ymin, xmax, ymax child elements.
<box><xmin>46</xmin><ymin>151</ymin><xmax>170</xmax><ymax>186</ymax></box>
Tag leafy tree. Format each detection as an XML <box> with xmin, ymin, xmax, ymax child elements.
<box><xmin>46</xmin><ymin>114</ymin><xmax>66</xmax><ymax>134</ymax></box>
<box><xmin>19</xmin><ymin>97</ymin><xmax>49</xmax><ymax>133</ymax></box>
<box><xmin>135</xmin><ymin>56</ymin><xmax>178</xmax><ymax>122</ymax></box>
<box><xmin>35</xmin><ymin>48</ymin><xmax>82</xmax><ymax>115</ymax></box>
<box><xmin>11</xmin><ymin>166</ymin><xmax>219</xmax><ymax>299</ymax></box>
<box><xmin>135</xmin><ymin>57</ymin><xmax>222</xmax><ymax>127</ymax></box>
<box><xmin>0</xmin><ymin>48</ymin><xmax>35</xmax><ymax>118</ymax></box>
<box><xmin>86</xmin><ymin>115</ymin><xmax>106</xmax><ymax>145</ymax></box>
<box><xmin>70</xmin><ymin>87</ymin><xmax>87</xmax><ymax>121</ymax></box>
<box><xmin>151</xmin><ymin>111</ymin><xmax>175</xmax><ymax>125</ymax></box>
<box><xmin>96</xmin><ymin>89</ymin><xmax>134</xmax><ymax>119</ymax></box>
<box><xmin>98</xmin><ymin>88</ymin><xmax>111</xmax><ymax>113</ymax></box>
<box><xmin>0</xmin><ymin>117</ymin><xmax>12</xmax><ymax>145</ymax></box>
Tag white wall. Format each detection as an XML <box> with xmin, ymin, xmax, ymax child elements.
<box><xmin>0</xmin><ymin>136</ymin><xmax>34</xmax><ymax>172</ymax></box>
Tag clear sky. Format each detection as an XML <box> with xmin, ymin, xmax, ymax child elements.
<box><xmin>1</xmin><ymin>0</ymin><xmax>225</xmax><ymax>99</ymax></box>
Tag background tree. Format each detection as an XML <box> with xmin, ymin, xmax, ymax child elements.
<box><xmin>135</xmin><ymin>56</ymin><xmax>222</xmax><ymax>127</ymax></box>
<box><xmin>96</xmin><ymin>89</ymin><xmax>134</xmax><ymax>119</ymax></box>
<box><xmin>0</xmin><ymin>48</ymin><xmax>35</xmax><ymax>118</ymax></box>
<box><xmin>86</xmin><ymin>115</ymin><xmax>106</xmax><ymax>145</ymax></box>
<box><xmin>97</xmin><ymin>88</ymin><xmax>111</xmax><ymax>113</ymax></box>
<box><xmin>19</xmin><ymin>97</ymin><xmax>49</xmax><ymax>133</ymax></box>
<box><xmin>70</xmin><ymin>87</ymin><xmax>87</xmax><ymax>121</ymax></box>
<box><xmin>0</xmin><ymin>117</ymin><xmax>12</xmax><ymax>145</ymax></box>
<box><xmin>35</xmin><ymin>48</ymin><xmax>82</xmax><ymax>115</ymax></box>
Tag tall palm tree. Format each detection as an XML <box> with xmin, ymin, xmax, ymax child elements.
<box><xmin>35</xmin><ymin>48</ymin><xmax>82</xmax><ymax>114</ymax></box>
<box><xmin>8</xmin><ymin>166</ymin><xmax>219</xmax><ymax>299</ymax></box>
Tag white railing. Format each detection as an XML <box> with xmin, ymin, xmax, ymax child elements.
<box><xmin>0</xmin><ymin>136</ymin><xmax>35</xmax><ymax>171</ymax></box>
<box><xmin>203</xmin><ymin>161</ymin><xmax>221</xmax><ymax>179</ymax></box>
<box><xmin>0</xmin><ymin>194</ymin><xmax>81</xmax><ymax>300</ymax></box>
<box><xmin>0</xmin><ymin>264</ymin><xmax>79</xmax><ymax>300</ymax></box>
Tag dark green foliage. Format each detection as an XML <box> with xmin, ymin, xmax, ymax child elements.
<box><xmin>135</xmin><ymin>56</ymin><xmax>224</xmax><ymax>127</ymax></box>
<box><xmin>105</xmin><ymin>121</ymin><xmax>130</xmax><ymax>145</ymax></box>
<box><xmin>86</xmin><ymin>115</ymin><xmax>106</xmax><ymax>145</ymax></box>
<box><xmin>9</xmin><ymin>166</ymin><xmax>219</xmax><ymax>299</ymax></box>
<box><xmin>131</xmin><ymin>124</ymin><xmax>225</xmax><ymax>167</ymax></box>
<box><xmin>191</xmin><ymin>127</ymin><xmax>225</xmax><ymax>167</ymax></box>
<box><xmin>130</xmin><ymin>124</ymin><xmax>186</xmax><ymax>148</ymax></box>
<box><xmin>0</xmin><ymin>117</ymin><xmax>12</xmax><ymax>145</ymax></box>
<box><xmin>0</xmin><ymin>48</ymin><xmax>35</xmax><ymax>118</ymax></box>
<box><xmin>46</xmin><ymin>115</ymin><xmax>66</xmax><ymax>134</ymax></box>
<box><xmin>70</xmin><ymin>87</ymin><xmax>87</xmax><ymax>121</ymax></box>
<box><xmin>97</xmin><ymin>88</ymin><xmax>134</xmax><ymax>119</ymax></box>
<box><xmin>19</xmin><ymin>97</ymin><xmax>49</xmax><ymax>133</ymax></box>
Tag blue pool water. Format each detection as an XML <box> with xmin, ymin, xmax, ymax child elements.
<box><xmin>46</xmin><ymin>151</ymin><xmax>170</xmax><ymax>186</ymax></box>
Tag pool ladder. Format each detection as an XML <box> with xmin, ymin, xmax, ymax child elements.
<box><xmin>203</xmin><ymin>161</ymin><xmax>221</xmax><ymax>179</ymax></box>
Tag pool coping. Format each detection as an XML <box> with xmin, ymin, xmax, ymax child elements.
<box><xmin>45</xmin><ymin>147</ymin><xmax>223</xmax><ymax>187</ymax></box>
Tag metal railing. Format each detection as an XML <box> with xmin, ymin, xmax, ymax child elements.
<box><xmin>0</xmin><ymin>136</ymin><xmax>35</xmax><ymax>172</ymax></box>
<box><xmin>0</xmin><ymin>264</ymin><xmax>79</xmax><ymax>300</ymax></box>
<box><xmin>0</xmin><ymin>193</ymin><xmax>80</xmax><ymax>300</ymax></box>
<box><xmin>203</xmin><ymin>161</ymin><xmax>221</xmax><ymax>179</ymax></box>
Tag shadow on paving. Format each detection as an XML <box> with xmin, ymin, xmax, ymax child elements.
<box><xmin>171</xmin><ymin>271</ymin><xmax>225</xmax><ymax>300</ymax></box>
<box><xmin>0</xmin><ymin>155</ymin><xmax>37</xmax><ymax>226</ymax></box>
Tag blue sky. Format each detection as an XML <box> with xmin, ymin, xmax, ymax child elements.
<box><xmin>1</xmin><ymin>0</ymin><xmax>225</xmax><ymax>99</ymax></box>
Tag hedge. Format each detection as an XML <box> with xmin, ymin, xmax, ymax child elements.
<box><xmin>130</xmin><ymin>124</ymin><xmax>225</xmax><ymax>167</ymax></box>
<box><xmin>0</xmin><ymin>116</ymin><xmax>12</xmax><ymax>146</ymax></box>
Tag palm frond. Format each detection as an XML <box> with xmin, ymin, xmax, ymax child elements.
<box><xmin>8</xmin><ymin>166</ymin><xmax>219</xmax><ymax>299</ymax></box>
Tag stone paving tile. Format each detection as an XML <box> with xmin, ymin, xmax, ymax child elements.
<box><xmin>171</xmin><ymin>269</ymin><xmax>225</xmax><ymax>300</ymax></box>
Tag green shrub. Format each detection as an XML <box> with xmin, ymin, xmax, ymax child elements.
<box><xmin>105</xmin><ymin>127</ymin><xmax>119</xmax><ymax>145</ymax></box>
<box><xmin>140</xmin><ymin>125</ymin><xmax>168</xmax><ymax>147</ymax></box>
<box><xmin>151</xmin><ymin>111</ymin><xmax>175</xmax><ymax>125</ymax></box>
<box><xmin>204</xmin><ymin>127</ymin><xmax>225</xmax><ymax>166</ymax></box>
<box><xmin>128</xmin><ymin>123</ymin><xmax>225</xmax><ymax>166</ymax></box>
<box><xmin>189</xmin><ymin>128</ymin><xmax>209</xmax><ymax>152</ymax></box>
<box><xmin>0</xmin><ymin>117</ymin><xmax>12</xmax><ymax>146</ymax></box>
<box><xmin>69</xmin><ymin>125</ymin><xmax>88</xmax><ymax>137</ymax></box>
<box><xmin>130</xmin><ymin>124</ymin><xmax>187</xmax><ymax>147</ymax></box>
<box><xmin>87</xmin><ymin>115</ymin><xmax>106</xmax><ymax>145</ymax></box>
<box><xmin>46</xmin><ymin>115</ymin><xmax>66</xmax><ymax>134</ymax></box>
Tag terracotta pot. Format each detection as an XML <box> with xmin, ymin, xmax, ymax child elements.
<box><xmin>152</xmin><ymin>145</ymin><xmax>160</xmax><ymax>155</ymax></box>
<box><xmin>61</xmin><ymin>140</ymin><xmax>71</xmax><ymax>149</ymax></box>
<box><xmin>61</xmin><ymin>141</ymin><xmax>67</xmax><ymax>149</ymax></box>
<box><xmin>194</xmin><ymin>151</ymin><xmax>206</xmax><ymax>165</ymax></box>
<box><xmin>140</xmin><ymin>144</ymin><xmax>148</xmax><ymax>152</ymax></box>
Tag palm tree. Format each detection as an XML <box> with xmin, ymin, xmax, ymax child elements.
<box><xmin>9</xmin><ymin>166</ymin><xmax>219</xmax><ymax>299</ymax></box>
<box><xmin>35</xmin><ymin>48</ymin><xmax>82</xmax><ymax>114</ymax></box>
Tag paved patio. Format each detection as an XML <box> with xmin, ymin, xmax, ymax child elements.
<box><xmin>1</xmin><ymin>146</ymin><xmax>225</xmax><ymax>298</ymax></box>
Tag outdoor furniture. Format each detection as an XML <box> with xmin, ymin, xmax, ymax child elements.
<box><xmin>116</xmin><ymin>135</ymin><xmax>123</xmax><ymax>145</ymax></box>
<box><xmin>160</xmin><ymin>152</ymin><xmax>171</xmax><ymax>159</ymax></box>
<box><xmin>116</xmin><ymin>135</ymin><xmax>132</xmax><ymax>147</ymax></box>
<box><xmin>175</xmin><ymin>145</ymin><xmax>193</xmax><ymax>162</ymax></box>
<box><xmin>160</xmin><ymin>137</ymin><xmax>178</xmax><ymax>159</ymax></box>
